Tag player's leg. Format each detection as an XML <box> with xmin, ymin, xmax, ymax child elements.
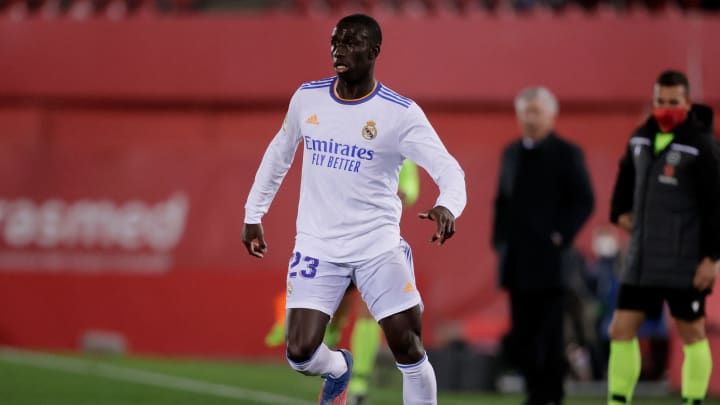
<box><xmin>284</xmin><ymin>251</ymin><xmax>353</xmax><ymax>404</ymax></box>
<box><xmin>286</xmin><ymin>310</ymin><xmax>355</xmax><ymax>403</ymax></box>
<box><xmin>325</xmin><ymin>287</ymin><xmax>354</xmax><ymax>349</ymax></box>
<box><xmin>355</xmin><ymin>239</ymin><xmax>436</xmax><ymax>405</ymax></box>
<box><xmin>606</xmin><ymin>285</ymin><xmax>658</xmax><ymax>405</ymax></box>
<box><xmin>381</xmin><ymin>305</ymin><xmax>436</xmax><ymax>405</ymax></box>
<box><xmin>668</xmin><ymin>289</ymin><xmax>712</xmax><ymax>405</ymax></box>
<box><xmin>286</xmin><ymin>308</ymin><xmax>346</xmax><ymax>375</ymax></box>
<box><xmin>677</xmin><ymin>318</ymin><xmax>712</xmax><ymax>405</ymax></box>
<box><xmin>607</xmin><ymin>309</ymin><xmax>645</xmax><ymax>405</ymax></box>
<box><xmin>348</xmin><ymin>292</ymin><xmax>382</xmax><ymax>404</ymax></box>
<box><xmin>265</xmin><ymin>290</ymin><xmax>287</xmax><ymax>347</ymax></box>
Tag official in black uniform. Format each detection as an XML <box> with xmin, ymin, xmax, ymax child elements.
<box><xmin>607</xmin><ymin>70</ymin><xmax>720</xmax><ymax>405</ymax></box>
<box><xmin>493</xmin><ymin>86</ymin><xmax>594</xmax><ymax>405</ymax></box>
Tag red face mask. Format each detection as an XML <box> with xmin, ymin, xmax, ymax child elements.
<box><xmin>652</xmin><ymin>107</ymin><xmax>688</xmax><ymax>132</ymax></box>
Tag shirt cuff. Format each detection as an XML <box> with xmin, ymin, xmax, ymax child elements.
<box><xmin>244</xmin><ymin>209</ymin><xmax>264</xmax><ymax>224</ymax></box>
<box><xmin>434</xmin><ymin>197</ymin><xmax>465</xmax><ymax>219</ymax></box>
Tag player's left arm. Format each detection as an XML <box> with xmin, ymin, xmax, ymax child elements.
<box><xmin>399</xmin><ymin>104</ymin><xmax>467</xmax><ymax>245</ymax></box>
<box><xmin>693</xmin><ymin>135</ymin><xmax>720</xmax><ymax>290</ymax></box>
<box><xmin>398</xmin><ymin>159</ymin><xmax>420</xmax><ymax>207</ymax></box>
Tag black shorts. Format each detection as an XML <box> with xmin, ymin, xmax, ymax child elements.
<box><xmin>616</xmin><ymin>284</ymin><xmax>709</xmax><ymax>321</ymax></box>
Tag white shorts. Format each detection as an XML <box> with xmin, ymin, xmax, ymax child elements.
<box><xmin>285</xmin><ymin>238</ymin><xmax>423</xmax><ymax>322</ymax></box>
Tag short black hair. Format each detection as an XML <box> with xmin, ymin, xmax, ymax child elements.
<box><xmin>656</xmin><ymin>70</ymin><xmax>690</xmax><ymax>96</ymax></box>
<box><xmin>337</xmin><ymin>14</ymin><xmax>382</xmax><ymax>48</ymax></box>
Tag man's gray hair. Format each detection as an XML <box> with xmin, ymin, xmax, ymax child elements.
<box><xmin>514</xmin><ymin>86</ymin><xmax>559</xmax><ymax>115</ymax></box>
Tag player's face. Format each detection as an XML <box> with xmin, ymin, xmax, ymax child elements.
<box><xmin>330</xmin><ymin>24</ymin><xmax>376</xmax><ymax>81</ymax></box>
<box><xmin>653</xmin><ymin>85</ymin><xmax>690</xmax><ymax>110</ymax></box>
<box><xmin>516</xmin><ymin>97</ymin><xmax>555</xmax><ymax>141</ymax></box>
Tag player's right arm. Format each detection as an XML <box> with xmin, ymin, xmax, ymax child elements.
<box><xmin>399</xmin><ymin>103</ymin><xmax>466</xmax><ymax>245</ymax></box>
<box><xmin>610</xmin><ymin>135</ymin><xmax>636</xmax><ymax>233</ymax></box>
<box><xmin>243</xmin><ymin>91</ymin><xmax>302</xmax><ymax>258</ymax></box>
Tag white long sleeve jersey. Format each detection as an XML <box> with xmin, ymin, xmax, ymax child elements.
<box><xmin>244</xmin><ymin>77</ymin><xmax>466</xmax><ymax>262</ymax></box>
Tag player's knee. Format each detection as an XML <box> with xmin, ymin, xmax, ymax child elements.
<box><xmin>608</xmin><ymin>318</ymin><xmax>636</xmax><ymax>341</ymax></box>
<box><xmin>676</xmin><ymin>319</ymin><xmax>706</xmax><ymax>344</ymax></box>
<box><xmin>286</xmin><ymin>338</ymin><xmax>321</xmax><ymax>363</ymax></box>
<box><xmin>387</xmin><ymin>330</ymin><xmax>424</xmax><ymax>364</ymax></box>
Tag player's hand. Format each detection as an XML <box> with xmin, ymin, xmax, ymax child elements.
<box><xmin>242</xmin><ymin>223</ymin><xmax>268</xmax><ymax>258</ymax></box>
<box><xmin>418</xmin><ymin>206</ymin><xmax>455</xmax><ymax>246</ymax></box>
<box><xmin>693</xmin><ymin>257</ymin><xmax>720</xmax><ymax>291</ymax></box>
<box><xmin>617</xmin><ymin>213</ymin><xmax>633</xmax><ymax>233</ymax></box>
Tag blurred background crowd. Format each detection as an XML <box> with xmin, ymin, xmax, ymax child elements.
<box><xmin>0</xmin><ymin>0</ymin><xmax>718</xmax><ymax>18</ymax></box>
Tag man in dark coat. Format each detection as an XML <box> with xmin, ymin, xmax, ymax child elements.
<box><xmin>492</xmin><ymin>86</ymin><xmax>595</xmax><ymax>405</ymax></box>
<box><xmin>607</xmin><ymin>70</ymin><xmax>720</xmax><ymax>405</ymax></box>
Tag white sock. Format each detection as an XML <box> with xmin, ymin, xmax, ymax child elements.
<box><xmin>397</xmin><ymin>353</ymin><xmax>437</xmax><ymax>405</ymax></box>
<box><xmin>287</xmin><ymin>343</ymin><xmax>348</xmax><ymax>378</ymax></box>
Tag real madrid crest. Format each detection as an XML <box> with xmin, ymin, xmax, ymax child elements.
<box><xmin>362</xmin><ymin>120</ymin><xmax>378</xmax><ymax>140</ymax></box>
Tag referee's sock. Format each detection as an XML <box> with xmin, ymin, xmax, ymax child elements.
<box><xmin>682</xmin><ymin>339</ymin><xmax>712</xmax><ymax>405</ymax></box>
<box><xmin>324</xmin><ymin>305</ymin><xmax>349</xmax><ymax>349</ymax></box>
<box><xmin>348</xmin><ymin>318</ymin><xmax>381</xmax><ymax>396</ymax></box>
<box><xmin>608</xmin><ymin>338</ymin><xmax>641</xmax><ymax>405</ymax></box>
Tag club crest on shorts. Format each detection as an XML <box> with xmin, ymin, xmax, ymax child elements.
<box><xmin>362</xmin><ymin>120</ymin><xmax>378</xmax><ymax>140</ymax></box>
<box><xmin>287</xmin><ymin>280</ymin><xmax>293</xmax><ymax>296</ymax></box>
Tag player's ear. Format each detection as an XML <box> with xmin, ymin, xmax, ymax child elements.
<box><xmin>370</xmin><ymin>44</ymin><xmax>380</xmax><ymax>60</ymax></box>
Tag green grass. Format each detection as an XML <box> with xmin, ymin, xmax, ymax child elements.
<box><xmin>0</xmin><ymin>349</ymin><xmax>717</xmax><ymax>405</ymax></box>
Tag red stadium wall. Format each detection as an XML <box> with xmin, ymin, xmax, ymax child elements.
<box><xmin>2</xmin><ymin>107</ymin><xmax>719</xmax><ymax>350</ymax></box>
<box><xmin>0</xmin><ymin>106</ymin><xmax>630</xmax><ymax>354</ymax></box>
<box><xmin>1</xmin><ymin>13</ymin><xmax>719</xmax><ymax>393</ymax></box>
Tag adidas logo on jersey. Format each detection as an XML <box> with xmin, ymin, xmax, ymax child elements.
<box><xmin>305</xmin><ymin>114</ymin><xmax>320</xmax><ymax>125</ymax></box>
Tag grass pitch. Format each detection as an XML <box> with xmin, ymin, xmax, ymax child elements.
<box><xmin>0</xmin><ymin>347</ymin><xmax>716</xmax><ymax>405</ymax></box>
